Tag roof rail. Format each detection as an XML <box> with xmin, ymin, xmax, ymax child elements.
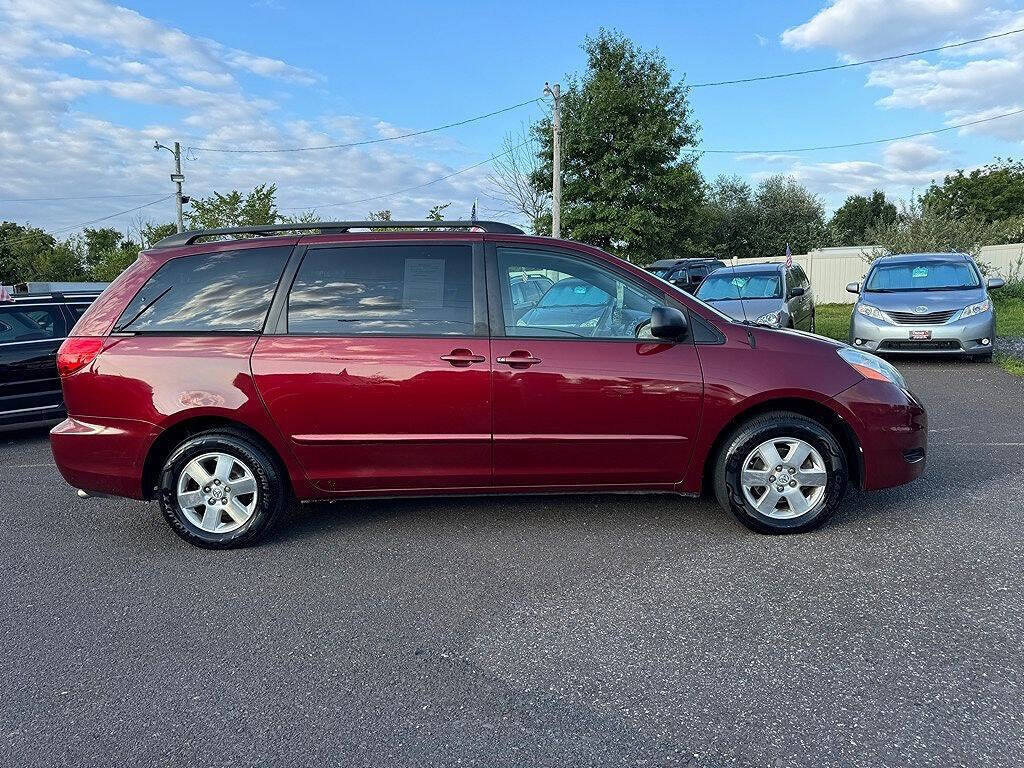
<box><xmin>152</xmin><ymin>220</ymin><xmax>525</xmax><ymax>249</ymax></box>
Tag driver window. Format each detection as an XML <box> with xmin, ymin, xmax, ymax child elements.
<box><xmin>497</xmin><ymin>247</ymin><xmax>660</xmax><ymax>339</ymax></box>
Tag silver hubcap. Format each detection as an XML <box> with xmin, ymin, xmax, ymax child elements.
<box><xmin>740</xmin><ymin>437</ymin><xmax>828</xmax><ymax>520</ymax></box>
<box><xmin>176</xmin><ymin>452</ymin><xmax>258</xmax><ymax>534</ymax></box>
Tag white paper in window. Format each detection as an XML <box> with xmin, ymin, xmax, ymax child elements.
<box><xmin>403</xmin><ymin>259</ymin><xmax>445</xmax><ymax>307</ymax></box>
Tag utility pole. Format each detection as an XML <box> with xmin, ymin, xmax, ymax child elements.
<box><xmin>154</xmin><ymin>140</ymin><xmax>186</xmax><ymax>233</ymax></box>
<box><xmin>544</xmin><ymin>82</ymin><xmax>562</xmax><ymax>238</ymax></box>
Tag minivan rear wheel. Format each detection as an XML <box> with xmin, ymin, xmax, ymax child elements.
<box><xmin>713</xmin><ymin>411</ymin><xmax>847</xmax><ymax>534</ymax></box>
<box><xmin>157</xmin><ymin>429</ymin><xmax>288</xmax><ymax>548</ymax></box>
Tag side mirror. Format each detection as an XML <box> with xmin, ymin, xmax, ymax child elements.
<box><xmin>988</xmin><ymin>277</ymin><xmax>1005</xmax><ymax>289</ymax></box>
<box><xmin>650</xmin><ymin>306</ymin><xmax>688</xmax><ymax>340</ymax></box>
<box><xmin>789</xmin><ymin>286</ymin><xmax>805</xmax><ymax>298</ymax></box>
<box><xmin>846</xmin><ymin>282</ymin><xmax>861</xmax><ymax>294</ymax></box>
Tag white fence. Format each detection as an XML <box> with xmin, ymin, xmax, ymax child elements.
<box><xmin>727</xmin><ymin>244</ymin><xmax>1024</xmax><ymax>304</ymax></box>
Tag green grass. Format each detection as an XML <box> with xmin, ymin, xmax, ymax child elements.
<box><xmin>993</xmin><ymin>295</ymin><xmax>1024</xmax><ymax>337</ymax></box>
<box><xmin>996</xmin><ymin>353</ymin><xmax>1024</xmax><ymax>377</ymax></box>
<box><xmin>814</xmin><ymin>304</ymin><xmax>854</xmax><ymax>342</ymax></box>
<box><xmin>812</xmin><ymin>296</ymin><xmax>1024</xmax><ymax>342</ymax></box>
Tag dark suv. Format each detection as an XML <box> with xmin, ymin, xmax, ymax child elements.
<box><xmin>52</xmin><ymin>221</ymin><xmax>926</xmax><ymax>548</ymax></box>
<box><xmin>647</xmin><ymin>258</ymin><xmax>726</xmax><ymax>293</ymax></box>
<box><xmin>1</xmin><ymin>288</ymin><xmax>102</xmax><ymax>431</ymax></box>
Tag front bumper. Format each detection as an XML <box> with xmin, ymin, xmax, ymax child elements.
<box><xmin>833</xmin><ymin>379</ymin><xmax>927</xmax><ymax>491</ymax></box>
<box><xmin>849</xmin><ymin>310</ymin><xmax>995</xmax><ymax>355</ymax></box>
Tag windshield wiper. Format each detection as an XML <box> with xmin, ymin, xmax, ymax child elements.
<box><xmin>115</xmin><ymin>285</ymin><xmax>173</xmax><ymax>331</ymax></box>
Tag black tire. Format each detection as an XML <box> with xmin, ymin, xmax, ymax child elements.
<box><xmin>157</xmin><ymin>429</ymin><xmax>289</xmax><ymax>549</ymax></box>
<box><xmin>713</xmin><ymin>411</ymin><xmax>847</xmax><ymax>534</ymax></box>
<box><xmin>973</xmin><ymin>351</ymin><xmax>994</xmax><ymax>363</ymax></box>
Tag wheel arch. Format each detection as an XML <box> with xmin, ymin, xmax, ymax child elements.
<box><xmin>701</xmin><ymin>396</ymin><xmax>864</xmax><ymax>494</ymax></box>
<box><xmin>141</xmin><ymin>415</ymin><xmax>291</xmax><ymax>500</ymax></box>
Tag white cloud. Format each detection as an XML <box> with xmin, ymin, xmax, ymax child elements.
<box><xmin>0</xmin><ymin>0</ymin><xmax>499</xmax><ymax>234</ymax></box>
<box><xmin>781</xmin><ymin>1</ymin><xmax>1024</xmax><ymax>144</ymax></box>
<box><xmin>781</xmin><ymin>0</ymin><xmax>992</xmax><ymax>58</ymax></box>
<box><xmin>882</xmin><ymin>139</ymin><xmax>948</xmax><ymax>171</ymax></box>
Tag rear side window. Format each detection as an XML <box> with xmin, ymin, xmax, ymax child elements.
<box><xmin>287</xmin><ymin>244</ymin><xmax>475</xmax><ymax>335</ymax></box>
<box><xmin>115</xmin><ymin>247</ymin><xmax>290</xmax><ymax>332</ymax></box>
<box><xmin>0</xmin><ymin>306</ymin><xmax>62</xmax><ymax>343</ymax></box>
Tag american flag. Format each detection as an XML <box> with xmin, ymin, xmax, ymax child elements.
<box><xmin>785</xmin><ymin>243</ymin><xmax>793</xmax><ymax>268</ymax></box>
<box><xmin>0</xmin><ymin>285</ymin><xmax>12</xmax><ymax>303</ymax></box>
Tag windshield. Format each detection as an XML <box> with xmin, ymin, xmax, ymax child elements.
<box><xmin>536</xmin><ymin>279</ymin><xmax>610</xmax><ymax>307</ymax></box>
<box><xmin>696</xmin><ymin>272</ymin><xmax>782</xmax><ymax>301</ymax></box>
<box><xmin>648</xmin><ymin>267</ymin><xmax>671</xmax><ymax>277</ymax></box>
<box><xmin>865</xmin><ymin>261</ymin><xmax>980</xmax><ymax>292</ymax></box>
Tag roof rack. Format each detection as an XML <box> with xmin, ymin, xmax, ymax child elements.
<box><xmin>152</xmin><ymin>220</ymin><xmax>525</xmax><ymax>249</ymax></box>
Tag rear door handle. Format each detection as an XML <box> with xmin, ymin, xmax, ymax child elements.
<box><xmin>496</xmin><ymin>351</ymin><xmax>541</xmax><ymax>368</ymax></box>
<box><xmin>440</xmin><ymin>349</ymin><xmax>486</xmax><ymax>367</ymax></box>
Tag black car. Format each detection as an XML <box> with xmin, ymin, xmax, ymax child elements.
<box><xmin>647</xmin><ymin>258</ymin><xmax>727</xmax><ymax>293</ymax></box>
<box><xmin>0</xmin><ymin>288</ymin><xmax>103</xmax><ymax>431</ymax></box>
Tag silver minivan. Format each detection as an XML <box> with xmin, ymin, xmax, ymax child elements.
<box><xmin>695</xmin><ymin>262</ymin><xmax>816</xmax><ymax>331</ymax></box>
<box><xmin>847</xmin><ymin>253</ymin><xmax>1004</xmax><ymax>360</ymax></box>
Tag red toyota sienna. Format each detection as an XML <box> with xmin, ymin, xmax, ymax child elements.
<box><xmin>51</xmin><ymin>221</ymin><xmax>926</xmax><ymax>548</ymax></box>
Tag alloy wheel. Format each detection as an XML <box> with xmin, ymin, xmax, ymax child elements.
<box><xmin>175</xmin><ymin>451</ymin><xmax>258</xmax><ymax>533</ymax></box>
<box><xmin>740</xmin><ymin>437</ymin><xmax>827</xmax><ymax>519</ymax></box>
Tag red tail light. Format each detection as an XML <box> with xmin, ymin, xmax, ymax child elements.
<box><xmin>57</xmin><ymin>337</ymin><xmax>105</xmax><ymax>377</ymax></box>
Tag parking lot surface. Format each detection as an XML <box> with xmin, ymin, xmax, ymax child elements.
<box><xmin>1</xmin><ymin>360</ymin><xmax>1022</xmax><ymax>768</ymax></box>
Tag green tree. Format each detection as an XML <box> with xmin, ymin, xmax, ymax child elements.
<box><xmin>139</xmin><ymin>222</ymin><xmax>178</xmax><ymax>248</ymax></box>
<box><xmin>530</xmin><ymin>29</ymin><xmax>703</xmax><ymax>264</ymax></box>
<box><xmin>866</xmin><ymin>198</ymin><xmax>1023</xmax><ymax>263</ymax></box>
<box><xmin>828</xmin><ymin>190</ymin><xmax>896</xmax><ymax>245</ymax></box>
<box><xmin>0</xmin><ymin>222</ymin><xmax>86</xmax><ymax>284</ymax></box>
<box><xmin>921</xmin><ymin>158</ymin><xmax>1024</xmax><ymax>223</ymax></box>
<box><xmin>751</xmin><ymin>175</ymin><xmax>827</xmax><ymax>258</ymax></box>
<box><xmin>702</xmin><ymin>175</ymin><xmax>757</xmax><ymax>260</ymax></box>
<box><xmin>185</xmin><ymin>184</ymin><xmax>283</xmax><ymax>231</ymax></box>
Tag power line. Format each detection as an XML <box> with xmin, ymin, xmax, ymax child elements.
<box><xmin>0</xmin><ymin>192</ymin><xmax>163</xmax><ymax>203</ymax></box>
<box><xmin>690</xmin><ymin>27</ymin><xmax>1024</xmax><ymax>88</ymax></box>
<box><xmin>281</xmin><ymin>142</ymin><xmax>529</xmax><ymax>211</ymax></box>
<box><xmin>190</xmin><ymin>98</ymin><xmax>542</xmax><ymax>154</ymax></box>
<box><xmin>701</xmin><ymin>108</ymin><xmax>1024</xmax><ymax>154</ymax></box>
<box><xmin>1</xmin><ymin>195</ymin><xmax>174</xmax><ymax>247</ymax></box>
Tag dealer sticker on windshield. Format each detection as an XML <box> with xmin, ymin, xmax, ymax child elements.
<box><xmin>909</xmin><ymin>329</ymin><xmax>932</xmax><ymax>340</ymax></box>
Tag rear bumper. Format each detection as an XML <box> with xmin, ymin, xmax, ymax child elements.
<box><xmin>850</xmin><ymin>311</ymin><xmax>995</xmax><ymax>355</ymax></box>
<box><xmin>50</xmin><ymin>416</ymin><xmax>153</xmax><ymax>499</ymax></box>
<box><xmin>833</xmin><ymin>379</ymin><xmax>927</xmax><ymax>491</ymax></box>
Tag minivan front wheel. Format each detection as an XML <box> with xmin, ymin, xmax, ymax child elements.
<box><xmin>157</xmin><ymin>429</ymin><xmax>288</xmax><ymax>548</ymax></box>
<box><xmin>713</xmin><ymin>411</ymin><xmax>847</xmax><ymax>534</ymax></box>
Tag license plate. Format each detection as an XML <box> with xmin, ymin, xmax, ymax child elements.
<box><xmin>909</xmin><ymin>330</ymin><xmax>932</xmax><ymax>340</ymax></box>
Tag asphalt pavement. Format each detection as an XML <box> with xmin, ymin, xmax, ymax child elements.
<box><xmin>1</xmin><ymin>360</ymin><xmax>1022</xmax><ymax>767</ymax></box>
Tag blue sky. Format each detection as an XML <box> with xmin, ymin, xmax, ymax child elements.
<box><xmin>2</xmin><ymin>0</ymin><xmax>1023</xmax><ymax>236</ymax></box>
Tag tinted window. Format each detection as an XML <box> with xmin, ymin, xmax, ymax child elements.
<box><xmin>116</xmin><ymin>247</ymin><xmax>289</xmax><ymax>332</ymax></box>
<box><xmin>865</xmin><ymin>261</ymin><xmax>980</xmax><ymax>292</ymax></box>
<box><xmin>287</xmin><ymin>244</ymin><xmax>474</xmax><ymax>335</ymax></box>
<box><xmin>498</xmin><ymin>248</ymin><xmax>660</xmax><ymax>339</ymax></box>
<box><xmin>697</xmin><ymin>272</ymin><xmax>782</xmax><ymax>300</ymax></box>
<box><xmin>0</xmin><ymin>306</ymin><xmax>61</xmax><ymax>343</ymax></box>
<box><xmin>67</xmin><ymin>303</ymin><xmax>92</xmax><ymax>319</ymax></box>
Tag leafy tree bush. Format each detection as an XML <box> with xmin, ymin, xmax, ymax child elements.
<box><xmin>828</xmin><ymin>190</ymin><xmax>896</xmax><ymax>245</ymax></box>
<box><xmin>530</xmin><ymin>29</ymin><xmax>703</xmax><ymax>264</ymax></box>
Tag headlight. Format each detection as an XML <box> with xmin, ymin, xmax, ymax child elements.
<box><xmin>755</xmin><ymin>311</ymin><xmax>781</xmax><ymax>326</ymax></box>
<box><xmin>837</xmin><ymin>347</ymin><xmax>906</xmax><ymax>389</ymax></box>
<box><xmin>856</xmin><ymin>303</ymin><xmax>891</xmax><ymax>323</ymax></box>
<box><xmin>960</xmin><ymin>299</ymin><xmax>991</xmax><ymax>318</ymax></box>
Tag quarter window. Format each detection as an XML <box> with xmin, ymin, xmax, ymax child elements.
<box><xmin>287</xmin><ymin>244</ymin><xmax>475</xmax><ymax>336</ymax></box>
<box><xmin>115</xmin><ymin>247</ymin><xmax>290</xmax><ymax>333</ymax></box>
<box><xmin>497</xmin><ymin>248</ymin><xmax>661</xmax><ymax>339</ymax></box>
<box><xmin>0</xmin><ymin>307</ymin><xmax>61</xmax><ymax>343</ymax></box>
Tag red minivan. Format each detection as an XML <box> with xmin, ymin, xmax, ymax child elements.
<box><xmin>51</xmin><ymin>221</ymin><xmax>926</xmax><ymax>548</ymax></box>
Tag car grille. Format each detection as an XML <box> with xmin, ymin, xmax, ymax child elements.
<box><xmin>887</xmin><ymin>309</ymin><xmax>957</xmax><ymax>325</ymax></box>
<box><xmin>880</xmin><ymin>340</ymin><xmax>962</xmax><ymax>351</ymax></box>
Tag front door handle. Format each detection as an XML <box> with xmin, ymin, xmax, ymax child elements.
<box><xmin>440</xmin><ymin>348</ymin><xmax>486</xmax><ymax>367</ymax></box>
<box><xmin>496</xmin><ymin>351</ymin><xmax>541</xmax><ymax>369</ymax></box>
